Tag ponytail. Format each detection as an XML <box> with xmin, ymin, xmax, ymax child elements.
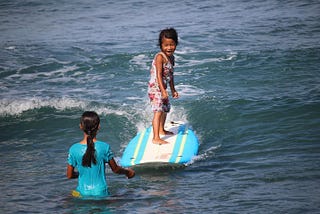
<box><xmin>80</xmin><ymin>111</ymin><xmax>100</xmax><ymax>167</ymax></box>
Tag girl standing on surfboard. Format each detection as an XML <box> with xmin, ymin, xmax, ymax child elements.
<box><xmin>66</xmin><ymin>111</ymin><xmax>135</xmax><ymax>198</ymax></box>
<box><xmin>148</xmin><ymin>28</ymin><xmax>179</xmax><ymax>145</ymax></box>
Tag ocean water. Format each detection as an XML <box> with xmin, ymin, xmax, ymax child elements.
<box><xmin>1</xmin><ymin>0</ymin><xmax>320</xmax><ymax>213</ymax></box>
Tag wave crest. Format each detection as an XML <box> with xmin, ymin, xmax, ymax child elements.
<box><xmin>0</xmin><ymin>97</ymin><xmax>87</xmax><ymax>116</ymax></box>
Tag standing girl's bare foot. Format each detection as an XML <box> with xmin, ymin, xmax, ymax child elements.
<box><xmin>152</xmin><ymin>139</ymin><xmax>169</xmax><ymax>145</ymax></box>
<box><xmin>159</xmin><ymin>130</ymin><xmax>174</xmax><ymax>135</ymax></box>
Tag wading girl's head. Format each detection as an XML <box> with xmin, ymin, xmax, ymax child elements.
<box><xmin>80</xmin><ymin>111</ymin><xmax>100</xmax><ymax>167</ymax></box>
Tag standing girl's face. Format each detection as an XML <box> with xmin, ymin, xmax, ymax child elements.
<box><xmin>161</xmin><ymin>37</ymin><xmax>176</xmax><ymax>57</ymax></box>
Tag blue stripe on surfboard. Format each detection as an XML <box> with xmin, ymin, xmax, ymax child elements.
<box><xmin>179</xmin><ymin>129</ymin><xmax>199</xmax><ymax>163</ymax></box>
<box><xmin>129</xmin><ymin>129</ymin><xmax>146</xmax><ymax>166</ymax></box>
<box><xmin>131</xmin><ymin>127</ymin><xmax>151</xmax><ymax>165</ymax></box>
<box><xmin>175</xmin><ymin>131</ymin><xmax>188</xmax><ymax>163</ymax></box>
<box><xmin>169</xmin><ymin>125</ymin><xmax>186</xmax><ymax>163</ymax></box>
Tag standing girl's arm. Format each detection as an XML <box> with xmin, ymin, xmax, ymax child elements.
<box><xmin>155</xmin><ymin>54</ymin><xmax>168</xmax><ymax>99</ymax></box>
<box><xmin>169</xmin><ymin>57</ymin><xmax>179</xmax><ymax>98</ymax></box>
<box><xmin>169</xmin><ymin>74</ymin><xmax>179</xmax><ymax>98</ymax></box>
<box><xmin>108</xmin><ymin>158</ymin><xmax>135</xmax><ymax>179</ymax></box>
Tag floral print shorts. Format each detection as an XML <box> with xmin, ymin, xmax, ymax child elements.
<box><xmin>148</xmin><ymin>91</ymin><xmax>171</xmax><ymax>113</ymax></box>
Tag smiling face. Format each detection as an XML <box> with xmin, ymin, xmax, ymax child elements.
<box><xmin>160</xmin><ymin>37</ymin><xmax>176</xmax><ymax>57</ymax></box>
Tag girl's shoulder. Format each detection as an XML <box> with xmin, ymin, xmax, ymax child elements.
<box><xmin>95</xmin><ymin>140</ymin><xmax>107</xmax><ymax>145</ymax></box>
<box><xmin>155</xmin><ymin>52</ymin><xmax>169</xmax><ymax>64</ymax></box>
<box><xmin>95</xmin><ymin>141</ymin><xmax>111</xmax><ymax>149</ymax></box>
<box><xmin>69</xmin><ymin>142</ymin><xmax>85</xmax><ymax>152</ymax></box>
<box><xmin>157</xmin><ymin>51</ymin><xmax>168</xmax><ymax>59</ymax></box>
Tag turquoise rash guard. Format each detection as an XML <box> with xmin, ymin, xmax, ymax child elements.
<box><xmin>67</xmin><ymin>141</ymin><xmax>114</xmax><ymax>197</ymax></box>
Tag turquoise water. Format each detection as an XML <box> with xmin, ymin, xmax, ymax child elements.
<box><xmin>1</xmin><ymin>0</ymin><xmax>320</xmax><ymax>213</ymax></box>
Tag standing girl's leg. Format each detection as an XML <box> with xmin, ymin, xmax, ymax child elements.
<box><xmin>160</xmin><ymin>112</ymin><xmax>174</xmax><ymax>135</ymax></box>
<box><xmin>152</xmin><ymin>111</ymin><xmax>169</xmax><ymax>144</ymax></box>
<box><xmin>159</xmin><ymin>112</ymin><xmax>166</xmax><ymax>135</ymax></box>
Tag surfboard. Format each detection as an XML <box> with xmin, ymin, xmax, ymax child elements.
<box><xmin>120</xmin><ymin>121</ymin><xmax>199</xmax><ymax>167</ymax></box>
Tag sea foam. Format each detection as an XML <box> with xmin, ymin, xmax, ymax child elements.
<box><xmin>0</xmin><ymin>97</ymin><xmax>87</xmax><ymax>116</ymax></box>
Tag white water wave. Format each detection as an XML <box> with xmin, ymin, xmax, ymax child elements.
<box><xmin>0</xmin><ymin>97</ymin><xmax>87</xmax><ymax>116</ymax></box>
<box><xmin>185</xmin><ymin>145</ymin><xmax>221</xmax><ymax>166</ymax></box>
<box><xmin>177</xmin><ymin>53</ymin><xmax>237</xmax><ymax>67</ymax></box>
<box><xmin>5</xmin><ymin>65</ymin><xmax>80</xmax><ymax>81</ymax></box>
<box><xmin>129</xmin><ymin>54</ymin><xmax>150</xmax><ymax>71</ymax></box>
<box><xmin>0</xmin><ymin>96</ymin><xmax>137</xmax><ymax>118</ymax></box>
<box><xmin>175</xmin><ymin>84</ymin><xmax>206</xmax><ymax>97</ymax></box>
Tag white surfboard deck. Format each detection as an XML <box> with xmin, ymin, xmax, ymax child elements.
<box><xmin>120</xmin><ymin>121</ymin><xmax>199</xmax><ymax>167</ymax></box>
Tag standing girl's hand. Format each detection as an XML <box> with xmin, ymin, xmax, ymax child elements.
<box><xmin>172</xmin><ymin>91</ymin><xmax>179</xmax><ymax>98</ymax></box>
<box><xmin>161</xmin><ymin>90</ymin><xmax>169</xmax><ymax>99</ymax></box>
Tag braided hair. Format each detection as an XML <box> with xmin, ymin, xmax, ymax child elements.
<box><xmin>80</xmin><ymin>111</ymin><xmax>100</xmax><ymax>167</ymax></box>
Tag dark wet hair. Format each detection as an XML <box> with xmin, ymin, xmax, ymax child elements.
<box><xmin>81</xmin><ymin>111</ymin><xmax>100</xmax><ymax>167</ymax></box>
<box><xmin>158</xmin><ymin>28</ymin><xmax>178</xmax><ymax>48</ymax></box>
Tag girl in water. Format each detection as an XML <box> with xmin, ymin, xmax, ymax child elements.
<box><xmin>66</xmin><ymin>111</ymin><xmax>135</xmax><ymax>198</ymax></box>
<box><xmin>148</xmin><ymin>28</ymin><xmax>179</xmax><ymax>145</ymax></box>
